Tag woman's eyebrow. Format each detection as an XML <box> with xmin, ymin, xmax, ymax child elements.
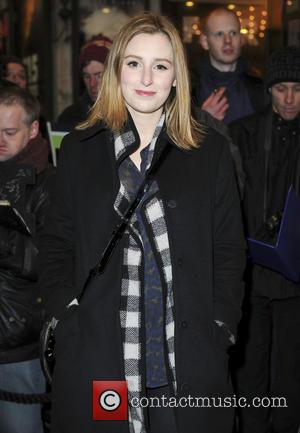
<box><xmin>124</xmin><ymin>54</ymin><xmax>173</xmax><ymax>64</ymax></box>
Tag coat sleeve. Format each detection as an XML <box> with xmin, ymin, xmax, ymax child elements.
<box><xmin>38</xmin><ymin>135</ymin><xmax>76</xmax><ymax>317</ymax></box>
<box><xmin>213</xmin><ymin>138</ymin><xmax>246</xmax><ymax>339</ymax></box>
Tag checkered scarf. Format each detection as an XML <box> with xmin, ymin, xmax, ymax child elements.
<box><xmin>113</xmin><ymin>114</ymin><xmax>176</xmax><ymax>433</ymax></box>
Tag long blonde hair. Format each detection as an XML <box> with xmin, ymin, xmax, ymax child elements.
<box><xmin>79</xmin><ymin>12</ymin><xmax>203</xmax><ymax>149</ymax></box>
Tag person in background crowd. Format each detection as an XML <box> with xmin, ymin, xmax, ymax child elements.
<box><xmin>55</xmin><ymin>34</ymin><xmax>112</xmax><ymax>131</ymax></box>
<box><xmin>0</xmin><ymin>54</ymin><xmax>49</xmax><ymax>139</ymax></box>
<box><xmin>0</xmin><ymin>78</ymin><xmax>19</xmax><ymax>89</ymax></box>
<box><xmin>0</xmin><ymin>86</ymin><xmax>52</xmax><ymax>433</ymax></box>
<box><xmin>0</xmin><ymin>55</ymin><xmax>28</xmax><ymax>89</ymax></box>
<box><xmin>230</xmin><ymin>46</ymin><xmax>300</xmax><ymax>433</ymax></box>
<box><xmin>193</xmin><ymin>7</ymin><xmax>265</xmax><ymax>123</ymax></box>
<box><xmin>39</xmin><ymin>12</ymin><xmax>245</xmax><ymax>433</ymax></box>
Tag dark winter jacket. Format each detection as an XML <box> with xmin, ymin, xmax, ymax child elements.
<box><xmin>230</xmin><ymin>106</ymin><xmax>300</xmax><ymax>299</ymax></box>
<box><xmin>55</xmin><ymin>92</ymin><xmax>93</xmax><ymax>132</ymax></box>
<box><xmin>194</xmin><ymin>108</ymin><xmax>245</xmax><ymax>195</ymax></box>
<box><xmin>193</xmin><ymin>56</ymin><xmax>266</xmax><ymax>124</ymax></box>
<box><xmin>0</xmin><ymin>135</ymin><xmax>53</xmax><ymax>363</ymax></box>
<box><xmin>39</xmin><ymin>117</ymin><xmax>246</xmax><ymax>433</ymax></box>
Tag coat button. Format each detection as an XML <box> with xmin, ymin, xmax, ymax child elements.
<box><xmin>181</xmin><ymin>320</ymin><xmax>188</xmax><ymax>329</ymax></box>
<box><xmin>177</xmin><ymin>258</ymin><xmax>183</xmax><ymax>268</ymax></box>
<box><xmin>167</xmin><ymin>200</ymin><xmax>177</xmax><ymax>209</ymax></box>
<box><xmin>181</xmin><ymin>382</ymin><xmax>189</xmax><ymax>392</ymax></box>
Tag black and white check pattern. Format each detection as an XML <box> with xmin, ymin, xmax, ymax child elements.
<box><xmin>114</xmin><ymin>114</ymin><xmax>176</xmax><ymax>433</ymax></box>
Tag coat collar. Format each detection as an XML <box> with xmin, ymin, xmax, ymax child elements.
<box><xmin>241</xmin><ymin>104</ymin><xmax>300</xmax><ymax>135</ymax></box>
<box><xmin>76</xmin><ymin>120</ymin><xmax>107</xmax><ymax>142</ymax></box>
<box><xmin>238</xmin><ymin>104</ymin><xmax>272</xmax><ymax>135</ymax></box>
<box><xmin>76</xmin><ymin>111</ymin><xmax>179</xmax><ymax>167</ymax></box>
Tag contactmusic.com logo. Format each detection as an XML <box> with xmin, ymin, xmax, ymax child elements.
<box><xmin>93</xmin><ymin>381</ymin><xmax>128</xmax><ymax>420</ymax></box>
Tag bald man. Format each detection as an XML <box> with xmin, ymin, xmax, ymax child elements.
<box><xmin>193</xmin><ymin>8</ymin><xmax>265</xmax><ymax>123</ymax></box>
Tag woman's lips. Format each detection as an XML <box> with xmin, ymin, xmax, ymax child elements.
<box><xmin>135</xmin><ymin>90</ymin><xmax>156</xmax><ymax>96</ymax></box>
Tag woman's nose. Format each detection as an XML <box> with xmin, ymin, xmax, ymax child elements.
<box><xmin>141</xmin><ymin>67</ymin><xmax>153</xmax><ymax>86</ymax></box>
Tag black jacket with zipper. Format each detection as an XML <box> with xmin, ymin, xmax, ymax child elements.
<box><xmin>0</xmin><ymin>137</ymin><xmax>53</xmax><ymax>363</ymax></box>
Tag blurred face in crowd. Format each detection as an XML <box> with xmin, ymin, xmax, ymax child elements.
<box><xmin>82</xmin><ymin>60</ymin><xmax>105</xmax><ymax>102</ymax></box>
<box><xmin>5</xmin><ymin>63</ymin><xmax>28</xmax><ymax>89</ymax></box>
<box><xmin>271</xmin><ymin>82</ymin><xmax>300</xmax><ymax>121</ymax></box>
<box><xmin>200</xmin><ymin>9</ymin><xmax>243</xmax><ymax>72</ymax></box>
<box><xmin>120</xmin><ymin>32</ymin><xmax>176</xmax><ymax>122</ymax></box>
<box><xmin>0</xmin><ymin>103</ymin><xmax>38</xmax><ymax>161</ymax></box>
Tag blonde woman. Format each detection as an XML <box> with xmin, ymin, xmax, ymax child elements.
<box><xmin>40</xmin><ymin>12</ymin><xmax>245</xmax><ymax>433</ymax></box>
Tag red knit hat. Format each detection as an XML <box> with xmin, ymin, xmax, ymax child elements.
<box><xmin>79</xmin><ymin>34</ymin><xmax>112</xmax><ymax>69</ymax></box>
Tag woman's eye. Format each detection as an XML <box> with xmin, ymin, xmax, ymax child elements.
<box><xmin>155</xmin><ymin>64</ymin><xmax>167</xmax><ymax>71</ymax></box>
<box><xmin>127</xmin><ymin>61</ymin><xmax>139</xmax><ymax>68</ymax></box>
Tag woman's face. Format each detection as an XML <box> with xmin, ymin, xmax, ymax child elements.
<box><xmin>120</xmin><ymin>32</ymin><xmax>176</xmax><ymax>120</ymax></box>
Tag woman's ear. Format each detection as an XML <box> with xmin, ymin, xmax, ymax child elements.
<box><xmin>172</xmin><ymin>79</ymin><xmax>176</xmax><ymax>87</ymax></box>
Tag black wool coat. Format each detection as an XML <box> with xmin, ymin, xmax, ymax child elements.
<box><xmin>39</xmin><ymin>119</ymin><xmax>246</xmax><ymax>433</ymax></box>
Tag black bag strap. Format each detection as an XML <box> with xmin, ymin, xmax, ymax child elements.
<box><xmin>77</xmin><ymin>143</ymin><xmax>171</xmax><ymax>303</ymax></box>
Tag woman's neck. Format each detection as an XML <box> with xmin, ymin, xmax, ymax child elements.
<box><xmin>127</xmin><ymin>108</ymin><xmax>163</xmax><ymax>169</ymax></box>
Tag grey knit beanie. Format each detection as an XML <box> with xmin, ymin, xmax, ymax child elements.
<box><xmin>266</xmin><ymin>46</ymin><xmax>300</xmax><ymax>88</ymax></box>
